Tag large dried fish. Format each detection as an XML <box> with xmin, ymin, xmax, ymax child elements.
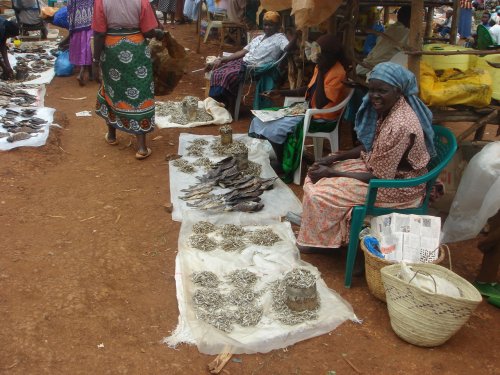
<box><xmin>7</xmin><ymin>132</ymin><xmax>31</xmax><ymax>142</ymax></box>
<box><xmin>227</xmin><ymin>201</ymin><xmax>264</xmax><ymax>212</ymax></box>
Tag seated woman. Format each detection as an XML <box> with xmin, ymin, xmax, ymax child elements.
<box><xmin>206</xmin><ymin>11</ymin><xmax>297</xmax><ymax>109</ymax></box>
<box><xmin>248</xmin><ymin>34</ymin><xmax>348</xmax><ymax>174</ymax></box>
<box><xmin>296</xmin><ymin>62</ymin><xmax>436</xmax><ymax>252</ymax></box>
<box><xmin>12</xmin><ymin>0</ymin><xmax>48</xmax><ymax>39</ymax></box>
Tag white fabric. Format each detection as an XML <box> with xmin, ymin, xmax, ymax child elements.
<box><xmin>489</xmin><ymin>24</ymin><xmax>500</xmax><ymax>45</ymax></box>
<box><xmin>356</xmin><ymin>22</ymin><xmax>410</xmax><ymax>76</ymax></box>
<box><xmin>441</xmin><ymin>142</ymin><xmax>500</xmax><ymax>243</ymax></box>
<box><xmin>7</xmin><ymin>42</ymin><xmax>58</xmax><ymax>85</ymax></box>
<box><xmin>243</xmin><ymin>33</ymin><xmax>288</xmax><ymax>66</ymax></box>
<box><xmin>162</xmin><ymin>212</ymin><xmax>359</xmax><ymax>355</ymax></box>
<box><xmin>155</xmin><ymin>97</ymin><xmax>232</xmax><ymax>129</ymax></box>
<box><xmin>169</xmin><ymin>133</ymin><xmax>303</xmax><ymax>222</ymax></box>
<box><xmin>0</xmin><ymin>107</ymin><xmax>55</xmax><ymax>151</ymax></box>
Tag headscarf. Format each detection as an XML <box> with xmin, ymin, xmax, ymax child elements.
<box><xmin>263</xmin><ymin>11</ymin><xmax>281</xmax><ymax>24</ymax></box>
<box><xmin>354</xmin><ymin>62</ymin><xmax>436</xmax><ymax>157</ymax></box>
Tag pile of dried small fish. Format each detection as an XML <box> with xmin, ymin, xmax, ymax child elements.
<box><xmin>179</xmin><ymin>156</ymin><xmax>276</xmax><ymax>213</ymax></box>
<box><xmin>246</xmin><ymin>228</ymin><xmax>282</xmax><ymax>246</ymax></box>
<box><xmin>171</xmin><ymin>158</ymin><xmax>196</xmax><ymax>173</ymax></box>
<box><xmin>192</xmin><ymin>221</ymin><xmax>217</xmax><ymax>234</ymax></box>
<box><xmin>218</xmin><ymin>224</ymin><xmax>246</xmax><ymax>238</ymax></box>
<box><xmin>191</xmin><ymin>271</ymin><xmax>220</xmax><ymax>288</ymax></box>
<box><xmin>227</xmin><ymin>288</ymin><xmax>260</xmax><ymax>305</ymax></box>
<box><xmin>270</xmin><ymin>278</ymin><xmax>319</xmax><ymax>325</ymax></box>
<box><xmin>156</xmin><ymin>100</ymin><xmax>213</xmax><ymax>125</ymax></box>
<box><xmin>226</xmin><ymin>269</ymin><xmax>259</xmax><ymax>288</ymax></box>
<box><xmin>219</xmin><ymin>237</ymin><xmax>247</xmax><ymax>252</ymax></box>
<box><xmin>0</xmin><ymin>108</ymin><xmax>46</xmax><ymax>143</ymax></box>
<box><xmin>0</xmin><ymin>84</ymin><xmax>37</xmax><ymax>107</ymax></box>
<box><xmin>192</xmin><ymin>288</ymin><xmax>224</xmax><ymax>311</ymax></box>
<box><xmin>284</xmin><ymin>268</ymin><xmax>317</xmax><ymax>289</ymax></box>
<box><xmin>210</xmin><ymin>139</ymin><xmax>248</xmax><ymax>156</ymax></box>
<box><xmin>189</xmin><ymin>233</ymin><xmax>217</xmax><ymax>251</ymax></box>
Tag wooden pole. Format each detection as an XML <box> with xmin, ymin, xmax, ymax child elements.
<box><xmin>408</xmin><ymin>0</ymin><xmax>424</xmax><ymax>83</ymax></box>
<box><xmin>196</xmin><ymin>0</ymin><xmax>204</xmax><ymax>54</ymax></box>
<box><xmin>425</xmin><ymin>6</ymin><xmax>434</xmax><ymax>38</ymax></box>
<box><xmin>383</xmin><ymin>6</ymin><xmax>390</xmax><ymax>25</ymax></box>
<box><xmin>450</xmin><ymin>0</ymin><xmax>460</xmax><ymax>44</ymax></box>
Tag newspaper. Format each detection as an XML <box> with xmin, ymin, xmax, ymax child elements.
<box><xmin>370</xmin><ymin>213</ymin><xmax>441</xmax><ymax>263</ymax></box>
<box><xmin>251</xmin><ymin>101</ymin><xmax>309</xmax><ymax>123</ymax></box>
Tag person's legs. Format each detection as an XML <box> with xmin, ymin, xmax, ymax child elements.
<box><xmin>162</xmin><ymin>12</ymin><xmax>168</xmax><ymax>25</ymax></box>
<box><xmin>135</xmin><ymin>133</ymin><xmax>151</xmax><ymax>159</ymax></box>
<box><xmin>106</xmin><ymin>124</ymin><xmax>117</xmax><ymax>143</ymax></box>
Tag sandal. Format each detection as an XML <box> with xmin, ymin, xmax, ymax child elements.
<box><xmin>104</xmin><ymin>133</ymin><xmax>119</xmax><ymax>145</ymax></box>
<box><xmin>135</xmin><ymin>147</ymin><xmax>152</xmax><ymax>160</ymax></box>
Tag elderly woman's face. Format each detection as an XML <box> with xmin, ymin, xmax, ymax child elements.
<box><xmin>263</xmin><ymin>21</ymin><xmax>279</xmax><ymax>36</ymax></box>
<box><xmin>368</xmin><ymin>79</ymin><xmax>401</xmax><ymax>115</ymax></box>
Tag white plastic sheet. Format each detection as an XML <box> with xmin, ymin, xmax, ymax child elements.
<box><xmin>441</xmin><ymin>142</ymin><xmax>500</xmax><ymax>243</ymax></box>
<box><xmin>163</xmin><ymin>212</ymin><xmax>358</xmax><ymax>354</ymax></box>
<box><xmin>169</xmin><ymin>133</ymin><xmax>303</xmax><ymax>222</ymax></box>
<box><xmin>0</xmin><ymin>107</ymin><xmax>55</xmax><ymax>151</ymax></box>
<box><xmin>155</xmin><ymin>97</ymin><xmax>232</xmax><ymax>129</ymax></box>
<box><xmin>7</xmin><ymin>42</ymin><xmax>58</xmax><ymax>85</ymax></box>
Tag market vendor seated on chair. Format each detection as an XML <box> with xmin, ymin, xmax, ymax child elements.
<box><xmin>248</xmin><ymin>34</ymin><xmax>349</xmax><ymax>180</ymax></box>
<box><xmin>296</xmin><ymin>63</ymin><xmax>436</xmax><ymax>254</ymax></box>
<box><xmin>11</xmin><ymin>0</ymin><xmax>48</xmax><ymax>39</ymax></box>
<box><xmin>205</xmin><ymin>11</ymin><xmax>298</xmax><ymax>112</ymax></box>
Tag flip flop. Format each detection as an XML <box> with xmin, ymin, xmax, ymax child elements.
<box><xmin>104</xmin><ymin>133</ymin><xmax>118</xmax><ymax>145</ymax></box>
<box><xmin>135</xmin><ymin>147</ymin><xmax>152</xmax><ymax>160</ymax></box>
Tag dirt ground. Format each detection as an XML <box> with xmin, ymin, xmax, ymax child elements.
<box><xmin>0</xmin><ymin>24</ymin><xmax>498</xmax><ymax>375</ymax></box>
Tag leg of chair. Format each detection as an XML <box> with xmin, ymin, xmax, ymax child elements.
<box><xmin>234</xmin><ymin>81</ymin><xmax>244</xmax><ymax>121</ymax></box>
<box><xmin>204</xmin><ymin>23</ymin><xmax>212</xmax><ymax>43</ymax></box>
<box><xmin>312</xmin><ymin>137</ymin><xmax>324</xmax><ymax>161</ymax></box>
<box><xmin>329</xmin><ymin>126</ymin><xmax>340</xmax><ymax>153</ymax></box>
<box><xmin>344</xmin><ymin>206</ymin><xmax>365</xmax><ymax>288</ymax></box>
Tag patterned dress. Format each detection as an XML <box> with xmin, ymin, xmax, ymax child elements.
<box><xmin>158</xmin><ymin>0</ymin><xmax>176</xmax><ymax>12</ymax></box>
<box><xmin>92</xmin><ymin>0</ymin><xmax>158</xmax><ymax>135</ymax></box>
<box><xmin>297</xmin><ymin>97</ymin><xmax>430</xmax><ymax>249</ymax></box>
<box><xmin>67</xmin><ymin>0</ymin><xmax>94</xmax><ymax>66</ymax></box>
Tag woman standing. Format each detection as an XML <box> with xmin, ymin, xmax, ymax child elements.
<box><xmin>67</xmin><ymin>0</ymin><xmax>94</xmax><ymax>86</ymax></box>
<box><xmin>158</xmin><ymin>0</ymin><xmax>177</xmax><ymax>28</ymax></box>
<box><xmin>92</xmin><ymin>0</ymin><xmax>165</xmax><ymax>160</ymax></box>
<box><xmin>297</xmin><ymin>63</ymin><xmax>435</xmax><ymax>252</ymax></box>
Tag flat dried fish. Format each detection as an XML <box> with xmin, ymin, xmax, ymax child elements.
<box><xmin>7</xmin><ymin>132</ymin><xmax>31</xmax><ymax>142</ymax></box>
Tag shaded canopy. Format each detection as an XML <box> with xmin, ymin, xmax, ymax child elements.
<box><xmin>260</xmin><ymin>0</ymin><xmax>342</xmax><ymax>28</ymax></box>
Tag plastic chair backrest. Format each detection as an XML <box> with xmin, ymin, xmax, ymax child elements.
<box><xmin>477</xmin><ymin>24</ymin><xmax>496</xmax><ymax>49</ymax></box>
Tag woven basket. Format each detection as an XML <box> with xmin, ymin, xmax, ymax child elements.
<box><xmin>361</xmin><ymin>241</ymin><xmax>446</xmax><ymax>303</ymax></box>
<box><xmin>381</xmin><ymin>263</ymin><xmax>482</xmax><ymax>347</ymax></box>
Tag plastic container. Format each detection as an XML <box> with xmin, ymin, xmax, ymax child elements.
<box><xmin>476</xmin><ymin>54</ymin><xmax>500</xmax><ymax>100</ymax></box>
<box><xmin>422</xmin><ymin>44</ymin><xmax>477</xmax><ymax>71</ymax></box>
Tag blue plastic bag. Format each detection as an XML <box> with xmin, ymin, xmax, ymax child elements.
<box><xmin>53</xmin><ymin>6</ymin><xmax>69</xmax><ymax>30</ymax></box>
<box><xmin>54</xmin><ymin>50</ymin><xmax>74</xmax><ymax>77</ymax></box>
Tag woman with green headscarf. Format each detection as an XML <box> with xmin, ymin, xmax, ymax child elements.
<box><xmin>297</xmin><ymin>62</ymin><xmax>435</xmax><ymax>253</ymax></box>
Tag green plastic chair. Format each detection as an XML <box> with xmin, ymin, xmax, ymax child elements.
<box><xmin>344</xmin><ymin>125</ymin><xmax>457</xmax><ymax>288</ymax></box>
<box><xmin>476</xmin><ymin>24</ymin><xmax>500</xmax><ymax>50</ymax></box>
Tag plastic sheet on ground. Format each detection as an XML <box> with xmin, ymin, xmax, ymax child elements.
<box><xmin>169</xmin><ymin>133</ymin><xmax>302</xmax><ymax>222</ymax></box>
<box><xmin>155</xmin><ymin>97</ymin><xmax>232</xmax><ymax>129</ymax></box>
<box><xmin>0</xmin><ymin>107</ymin><xmax>55</xmax><ymax>151</ymax></box>
<box><xmin>7</xmin><ymin>42</ymin><xmax>58</xmax><ymax>85</ymax></box>
<box><xmin>441</xmin><ymin>142</ymin><xmax>500</xmax><ymax>243</ymax></box>
<box><xmin>163</xmin><ymin>212</ymin><xmax>359</xmax><ymax>355</ymax></box>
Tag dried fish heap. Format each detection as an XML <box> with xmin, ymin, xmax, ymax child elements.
<box><xmin>283</xmin><ymin>268</ymin><xmax>319</xmax><ymax>312</ymax></box>
<box><xmin>0</xmin><ymin>83</ymin><xmax>38</xmax><ymax>107</ymax></box>
<box><xmin>189</xmin><ymin>233</ymin><xmax>217</xmax><ymax>252</ymax></box>
<box><xmin>246</xmin><ymin>227</ymin><xmax>282</xmax><ymax>246</ymax></box>
<box><xmin>270</xmin><ymin>268</ymin><xmax>320</xmax><ymax>325</ymax></box>
<box><xmin>156</xmin><ymin>97</ymin><xmax>213</xmax><ymax>125</ymax></box>
<box><xmin>179</xmin><ymin>156</ymin><xmax>276</xmax><ymax>213</ymax></box>
<box><xmin>0</xmin><ymin>108</ymin><xmax>47</xmax><ymax>143</ymax></box>
<box><xmin>191</xmin><ymin>271</ymin><xmax>220</xmax><ymax>288</ymax></box>
<box><xmin>226</xmin><ymin>269</ymin><xmax>259</xmax><ymax>289</ymax></box>
<box><xmin>192</xmin><ymin>221</ymin><xmax>217</xmax><ymax>234</ymax></box>
<box><xmin>171</xmin><ymin>158</ymin><xmax>196</xmax><ymax>174</ymax></box>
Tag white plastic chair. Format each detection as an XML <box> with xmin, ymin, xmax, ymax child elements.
<box><xmin>233</xmin><ymin>51</ymin><xmax>288</xmax><ymax>121</ymax></box>
<box><xmin>203</xmin><ymin>9</ymin><xmax>227</xmax><ymax>43</ymax></box>
<box><xmin>291</xmin><ymin>88</ymin><xmax>354</xmax><ymax>185</ymax></box>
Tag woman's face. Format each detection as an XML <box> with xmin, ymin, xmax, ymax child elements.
<box><xmin>263</xmin><ymin>21</ymin><xmax>279</xmax><ymax>37</ymax></box>
<box><xmin>368</xmin><ymin>79</ymin><xmax>401</xmax><ymax>116</ymax></box>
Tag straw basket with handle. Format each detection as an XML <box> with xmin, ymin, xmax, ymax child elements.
<box><xmin>381</xmin><ymin>263</ymin><xmax>482</xmax><ymax>347</ymax></box>
<box><xmin>361</xmin><ymin>239</ymin><xmax>447</xmax><ymax>302</ymax></box>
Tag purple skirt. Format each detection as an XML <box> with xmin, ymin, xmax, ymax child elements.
<box><xmin>69</xmin><ymin>29</ymin><xmax>93</xmax><ymax>66</ymax></box>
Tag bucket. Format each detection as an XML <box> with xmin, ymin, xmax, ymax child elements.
<box><xmin>476</xmin><ymin>54</ymin><xmax>500</xmax><ymax>100</ymax></box>
<box><xmin>422</xmin><ymin>44</ymin><xmax>477</xmax><ymax>71</ymax></box>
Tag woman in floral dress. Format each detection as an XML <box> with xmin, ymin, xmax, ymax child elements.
<box><xmin>297</xmin><ymin>62</ymin><xmax>436</xmax><ymax>252</ymax></box>
<box><xmin>92</xmin><ymin>0</ymin><xmax>165</xmax><ymax>159</ymax></box>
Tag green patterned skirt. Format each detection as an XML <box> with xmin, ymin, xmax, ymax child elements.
<box><xmin>95</xmin><ymin>29</ymin><xmax>155</xmax><ymax>135</ymax></box>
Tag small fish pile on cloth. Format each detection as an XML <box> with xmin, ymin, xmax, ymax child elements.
<box><xmin>169</xmin><ymin>133</ymin><xmax>302</xmax><ymax>222</ymax></box>
<box><xmin>163</xmin><ymin>212</ymin><xmax>359</xmax><ymax>355</ymax></box>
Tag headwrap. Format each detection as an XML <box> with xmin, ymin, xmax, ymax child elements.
<box><xmin>263</xmin><ymin>11</ymin><xmax>281</xmax><ymax>24</ymax></box>
<box><xmin>354</xmin><ymin>62</ymin><xmax>436</xmax><ymax>157</ymax></box>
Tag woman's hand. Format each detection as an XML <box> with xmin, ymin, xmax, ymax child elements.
<box><xmin>260</xmin><ymin>90</ymin><xmax>282</xmax><ymax>100</ymax></box>
<box><xmin>1</xmin><ymin>67</ymin><xmax>14</xmax><ymax>80</ymax></box>
<box><xmin>308</xmin><ymin>164</ymin><xmax>338</xmax><ymax>184</ymax></box>
<box><xmin>155</xmin><ymin>28</ymin><xmax>165</xmax><ymax>41</ymax></box>
<box><xmin>313</xmin><ymin>153</ymin><xmax>341</xmax><ymax>167</ymax></box>
<box><xmin>92</xmin><ymin>60</ymin><xmax>101</xmax><ymax>83</ymax></box>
